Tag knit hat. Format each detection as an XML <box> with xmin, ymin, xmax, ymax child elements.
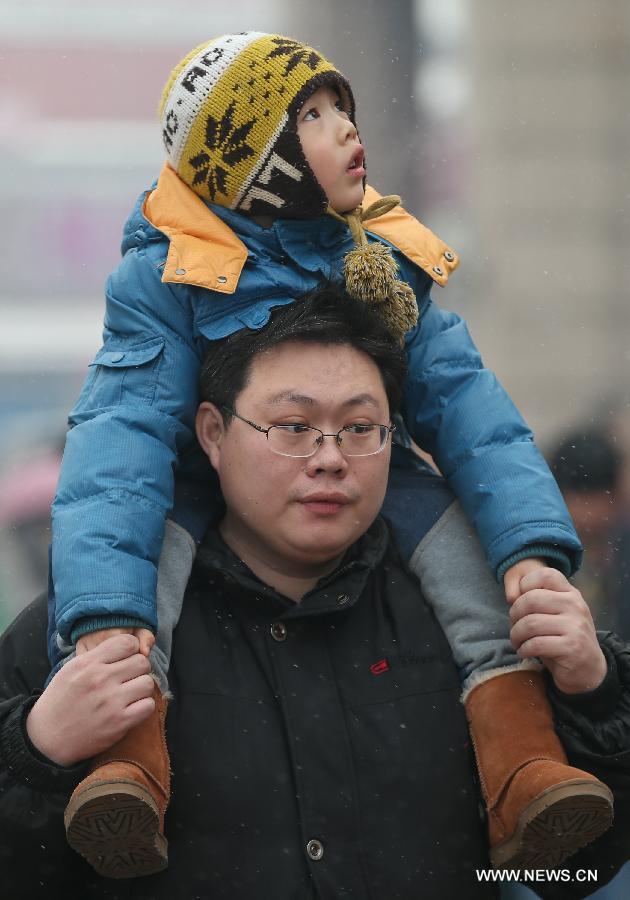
<box><xmin>159</xmin><ymin>32</ymin><xmax>355</xmax><ymax>218</ymax></box>
<box><xmin>160</xmin><ymin>32</ymin><xmax>418</xmax><ymax>339</ymax></box>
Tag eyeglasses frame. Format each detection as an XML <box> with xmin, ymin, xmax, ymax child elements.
<box><xmin>221</xmin><ymin>407</ymin><xmax>396</xmax><ymax>458</ymax></box>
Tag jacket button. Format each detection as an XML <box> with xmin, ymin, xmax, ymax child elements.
<box><xmin>337</xmin><ymin>593</ymin><xmax>350</xmax><ymax>605</ymax></box>
<box><xmin>217</xmin><ymin>275</ymin><xmax>228</xmax><ymax>284</ymax></box>
<box><xmin>306</xmin><ymin>839</ymin><xmax>324</xmax><ymax>861</ymax></box>
<box><xmin>109</xmin><ymin>352</ymin><xmax>125</xmax><ymax>363</ymax></box>
<box><xmin>432</xmin><ymin>265</ymin><xmax>444</xmax><ymax>276</ymax></box>
<box><xmin>270</xmin><ymin>622</ymin><xmax>287</xmax><ymax>642</ymax></box>
<box><xmin>444</xmin><ymin>251</ymin><xmax>455</xmax><ymax>262</ymax></box>
<box><xmin>175</xmin><ymin>267</ymin><xmax>186</xmax><ymax>275</ymax></box>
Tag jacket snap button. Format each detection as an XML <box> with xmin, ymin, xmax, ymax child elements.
<box><xmin>217</xmin><ymin>275</ymin><xmax>228</xmax><ymax>284</ymax></box>
<box><xmin>175</xmin><ymin>267</ymin><xmax>186</xmax><ymax>275</ymax></box>
<box><xmin>306</xmin><ymin>839</ymin><xmax>324</xmax><ymax>861</ymax></box>
<box><xmin>270</xmin><ymin>622</ymin><xmax>287</xmax><ymax>642</ymax></box>
<box><xmin>337</xmin><ymin>594</ymin><xmax>350</xmax><ymax>605</ymax></box>
<box><xmin>432</xmin><ymin>265</ymin><xmax>444</xmax><ymax>276</ymax></box>
<box><xmin>444</xmin><ymin>251</ymin><xmax>455</xmax><ymax>262</ymax></box>
<box><xmin>109</xmin><ymin>352</ymin><xmax>125</xmax><ymax>363</ymax></box>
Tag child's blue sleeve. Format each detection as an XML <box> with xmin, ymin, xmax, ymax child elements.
<box><xmin>52</xmin><ymin>246</ymin><xmax>203</xmax><ymax>641</ymax></box>
<box><xmin>401</xmin><ymin>279</ymin><xmax>582</xmax><ymax>579</ymax></box>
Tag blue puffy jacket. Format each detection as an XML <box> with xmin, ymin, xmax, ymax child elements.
<box><xmin>52</xmin><ymin>165</ymin><xmax>581</xmax><ymax>640</ymax></box>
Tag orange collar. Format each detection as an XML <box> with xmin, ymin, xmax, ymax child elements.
<box><xmin>362</xmin><ymin>185</ymin><xmax>459</xmax><ymax>288</ymax></box>
<box><xmin>143</xmin><ymin>163</ymin><xmax>459</xmax><ymax>294</ymax></box>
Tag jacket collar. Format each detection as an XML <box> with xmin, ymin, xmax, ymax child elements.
<box><xmin>195</xmin><ymin>517</ymin><xmax>389</xmax><ymax>619</ymax></box>
<box><xmin>143</xmin><ymin>163</ymin><xmax>459</xmax><ymax>294</ymax></box>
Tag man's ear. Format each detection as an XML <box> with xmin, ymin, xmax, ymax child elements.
<box><xmin>196</xmin><ymin>402</ymin><xmax>225</xmax><ymax>470</ymax></box>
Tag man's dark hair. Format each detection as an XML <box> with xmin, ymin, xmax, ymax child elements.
<box><xmin>549</xmin><ymin>429</ymin><xmax>622</xmax><ymax>493</ymax></box>
<box><xmin>199</xmin><ymin>285</ymin><xmax>408</xmax><ymax>421</ymax></box>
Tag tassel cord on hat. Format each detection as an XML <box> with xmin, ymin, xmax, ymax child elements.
<box><xmin>327</xmin><ymin>194</ymin><xmax>401</xmax><ymax>240</ymax></box>
<box><xmin>327</xmin><ymin>196</ymin><xmax>419</xmax><ymax>341</ymax></box>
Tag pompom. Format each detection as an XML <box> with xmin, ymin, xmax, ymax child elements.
<box><xmin>337</xmin><ymin>201</ymin><xmax>419</xmax><ymax>340</ymax></box>
<box><xmin>344</xmin><ymin>243</ymin><xmax>398</xmax><ymax>303</ymax></box>
<box><xmin>389</xmin><ymin>280</ymin><xmax>418</xmax><ymax>332</ymax></box>
<box><xmin>375</xmin><ymin>281</ymin><xmax>419</xmax><ymax>342</ymax></box>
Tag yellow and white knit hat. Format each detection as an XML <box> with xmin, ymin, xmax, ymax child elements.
<box><xmin>160</xmin><ymin>33</ymin><xmax>418</xmax><ymax>339</ymax></box>
<box><xmin>159</xmin><ymin>32</ymin><xmax>356</xmax><ymax>218</ymax></box>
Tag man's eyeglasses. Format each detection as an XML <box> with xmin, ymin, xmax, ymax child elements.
<box><xmin>223</xmin><ymin>408</ymin><xmax>395</xmax><ymax>458</ymax></box>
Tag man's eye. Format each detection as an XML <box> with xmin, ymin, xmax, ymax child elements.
<box><xmin>344</xmin><ymin>424</ymin><xmax>376</xmax><ymax>435</ymax></box>
<box><xmin>279</xmin><ymin>424</ymin><xmax>312</xmax><ymax>434</ymax></box>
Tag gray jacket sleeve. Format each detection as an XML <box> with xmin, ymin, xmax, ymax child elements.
<box><xmin>409</xmin><ymin>501</ymin><xmax>518</xmax><ymax>680</ymax></box>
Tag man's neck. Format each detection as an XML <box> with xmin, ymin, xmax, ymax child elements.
<box><xmin>219</xmin><ymin>518</ymin><xmax>343</xmax><ymax>602</ymax></box>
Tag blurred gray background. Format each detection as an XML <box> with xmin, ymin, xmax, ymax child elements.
<box><xmin>1</xmin><ymin>3</ymin><xmax>630</xmax><ymax>894</ymax></box>
<box><xmin>1</xmin><ymin>0</ymin><xmax>629</xmax><ymax>620</ymax></box>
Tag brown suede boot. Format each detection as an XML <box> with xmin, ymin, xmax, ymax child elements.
<box><xmin>465</xmin><ymin>668</ymin><xmax>613</xmax><ymax>869</ymax></box>
<box><xmin>64</xmin><ymin>684</ymin><xmax>170</xmax><ymax>879</ymax></box>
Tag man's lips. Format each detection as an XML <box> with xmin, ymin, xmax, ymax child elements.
<box><xmin>298</xmin><ymin>492</ymin><xmax>351</xmax><ymax>515</ymax></box>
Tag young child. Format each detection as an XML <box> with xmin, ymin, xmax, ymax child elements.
<box><xmin>53</xmin><ymin>33</ymin><xmax>612</xmax><ymax>878</ymax></box>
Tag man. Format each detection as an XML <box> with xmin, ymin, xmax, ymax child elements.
<box><xmin>550</xmin><ymin>428</ymin><xmax>630</xmax><ymax>637</ymax></box>
<box><xmin>1</xmin><ymin>289</ymin><xmax>629</xmax><ymax>899</ymax></box>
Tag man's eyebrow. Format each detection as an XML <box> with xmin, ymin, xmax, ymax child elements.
<box><xmin>266</xmin><ymin>391</ymin><xmax>315</xmax><ymax>406</ymax></box>
<box><xmin>265</xmin><ymin>391</ymin><xmax>381</xmax><ymax>408</ymax></box>
<box><xmin>342</xmin><ymin>393</ymin><xmax>381</xmax><ymax>409</ymax></box>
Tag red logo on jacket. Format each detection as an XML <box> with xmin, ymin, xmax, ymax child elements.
<box><xmin>370</xmin><ymin>659</ymin><xmax>390</xmax><ymax>676</ymax></box>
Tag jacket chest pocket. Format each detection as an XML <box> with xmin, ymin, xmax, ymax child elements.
<box><xmin>72</xmin><ymin>336</ymin><xmax>165</xmax><ymax>415</ymax></box>
<box><xmin>329</xmin><ymin>588</ymin><xmax>462</xmax><ymax>708</ymax></box>
<box><xmin>338</xmin><ymin>646</ymin><xmax>461</xmax><ymax>708</ymax></box>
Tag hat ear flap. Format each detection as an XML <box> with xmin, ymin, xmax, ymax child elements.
<box><xmin>236</xmin><ymin>125</ymin><xmax>330</xmax><ymax>218</ymax></box>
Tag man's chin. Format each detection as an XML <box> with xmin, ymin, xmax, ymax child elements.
<box><xmin>277</xmin><ymin>504</ymin><xmax>382</xmax><ymax>569</ymax></box>
<box><xmin>286</xmin><ymin>525</ymin><xmax>366</xmax><ymax>566</ymax></box>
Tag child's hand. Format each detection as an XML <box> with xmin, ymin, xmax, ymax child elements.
<box><xmin>508</xmin><ymin>567</ymin><xmax>607</xmax><ymax>694</ymax></box>
<box><xmin>77</xmin><ymin>627</ymin><xmax>155</xmax><ymax>658</ymax></box>
<box><xmin>503</xmin><ymin>556</ymin><xmax>546</xmax><ymax>604</ymax></box>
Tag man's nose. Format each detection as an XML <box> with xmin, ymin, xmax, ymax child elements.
<box><xmin>303</xmin><ymin>434</ymin><xmax>348</xmax><ymax>474</ymax></box>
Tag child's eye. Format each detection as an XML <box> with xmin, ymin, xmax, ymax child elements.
<box><xmin>302</xmin><ymin>107</ymin><xmax>319</xmax><ymax>122</ymax></box>
<box><xmin>334</xmin><ymin>95</ymin><xmax>350</xmax><ymax>118</ymax></box>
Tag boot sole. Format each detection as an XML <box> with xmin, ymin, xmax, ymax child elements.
<box><xmin>64</xmin><ymin>779</ymin><xmax>168</xmax><ymax>879</ymax></box>
<box><xmin>490</xmin><ymin>779</ymin><xmax>614</xmax><ymax>869</ymax></box>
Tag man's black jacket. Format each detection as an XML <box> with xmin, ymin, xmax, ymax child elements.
<box><xmin>1</xmin><ymin>519</ymin><xmax>630</xmax><ymax>899</ymax></box>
